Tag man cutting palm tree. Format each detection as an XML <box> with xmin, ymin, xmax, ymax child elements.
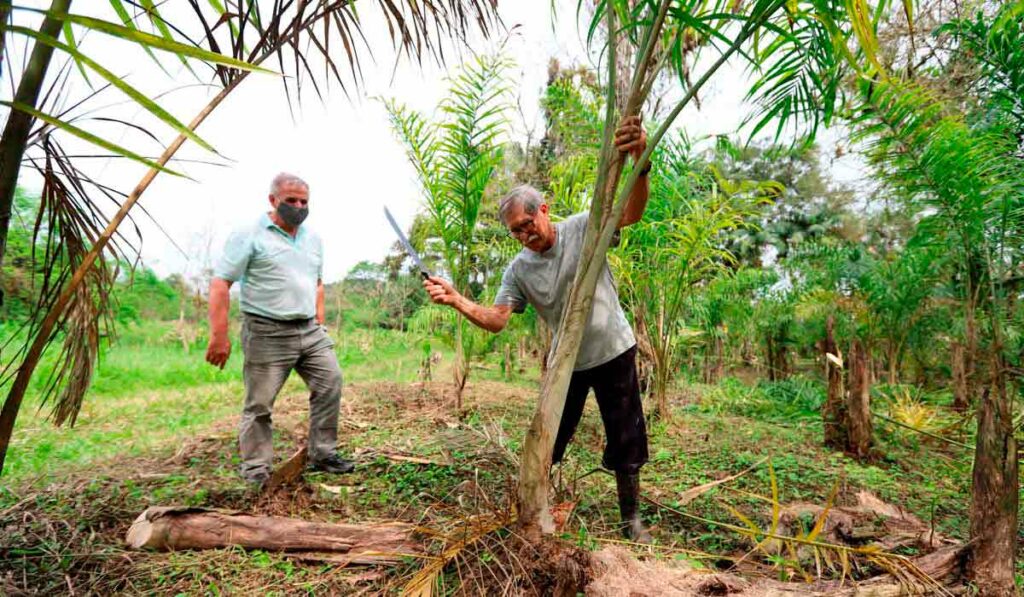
<box><xmin>423</xmin><ymin>116</ymin><xmax>654</xmax><ymax>542</ymax></box>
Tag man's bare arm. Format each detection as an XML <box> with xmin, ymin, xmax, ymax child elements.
<box><xmin>423</xmin><ymin>276</ymin><xmax>513</xmax><ymax>333</ymax></box>
<box><xmin>205</xmin><ymin>277</ymin><xmax>233</xmax><ymax>369</ymax></box>
<box><xmin>614</xmin><ymin>114</ymin><xmax>650</xmax><ymax>229</ymax></box>
<box><xmin>619</xmin><ymin>169</ymin><xmax>650</xmax><ymax>228</ymax></box>
<box><xmin>316</xmin><ymin>280</ymin><xmax>326</xmax><ymax>324</ymax></box>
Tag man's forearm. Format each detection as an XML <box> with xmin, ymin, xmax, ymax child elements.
<box><xmin>208</xmin><ymin>280</ymin><xmax>231</xmax><ymax>338</ymax></box>
<box><xmin>620</xmin><ymin>170</ymin><xmax>650</xmax><ymax>228</ymax></box>
<box><xmin>316</xmin><ymin>282</ymin><xmax>325</xmax><ymax>324</ymax></box>
<box><xmin>452</xmin><ymin>295</ymin><xmax>507</xmax><ymax>333</ymax></box>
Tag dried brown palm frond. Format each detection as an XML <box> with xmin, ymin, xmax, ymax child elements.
<box><xmin>173</xmin><ymin>0</ymin><xmax>502</xmax><ymax>108</ymax></box>
<box><xmin>0</xmin><ymin>134</ymin><xmax>124</xmax><ymax>428</ymax></box>
<box><xmin>644</xmin><ymin>458</ymin><xmax>956</xmax><ymax>593</ymax></box>
<box><xmin>401</xmin><ymin>511</ymin><xmax>514</xmax><ymax>596</ymax></box>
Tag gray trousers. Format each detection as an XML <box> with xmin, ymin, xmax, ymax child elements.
<box><xmin>239</xmin><ymin>314</ymin><xmax>342</xmax><ymax>480</ymax></box>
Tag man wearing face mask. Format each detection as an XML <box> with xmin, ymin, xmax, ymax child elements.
<box><xmin>422</xmin><ymin>116</ymin><xmax>654</xmax><ymax>542</ymax></box>
<box><xmin>205</xmin><ymin>172</ymin><xmax>353</xmax><ymax>487</ymax></box>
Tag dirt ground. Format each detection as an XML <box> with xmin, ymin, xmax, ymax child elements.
<box><xmin>1</xmin><ymin>379</ymin><xmax>966</xmax><ymax>595</ymax></box>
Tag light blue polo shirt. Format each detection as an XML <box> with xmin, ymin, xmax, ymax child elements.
<box><xmin>214</xmin><ymin>213</ymin><xmax>323</xmax><ymax>320</ymax></box>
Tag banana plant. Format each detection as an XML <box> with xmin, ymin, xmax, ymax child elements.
<box><xmin>385</xmin><ymin>54</ymin><xmax>511</xmax><ymax>409</ymax></box>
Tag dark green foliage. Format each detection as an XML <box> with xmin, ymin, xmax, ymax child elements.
<box><xmin>693</xmin><ymin>377</ymin><xmax>825</xmax><ymax>422</ymax></box>
<box><xmin>713</xmin><ymin>141</ymin><xmax>853</xmax><ymax>266</ymax></box>
<box><xmin>114</xmin><ymin>268</ymin><xmax>180</xmax><ymax>324</ymax></box>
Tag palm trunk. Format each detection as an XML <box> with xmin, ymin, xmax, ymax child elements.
<box><xmin>962</xmin><ymin>300</ymin><xmax>978</xmax><ymax>409</ymax></box>
<box><xmin>822</xmin><ymin>315</ymin><xmax>846</xmax><ymax>450</ymax></box>
<box><xmin>702</xmin><ymin>343</ymin><xmax>714</xmax><ymax>383</ymax></box>
<box><xmin>634</xmin><ymin>314</ymin><xmax>655</xmax><ymax>398</ymax></box>
<box><xmin>741</xmin><ymin>338</ymin><xmax>754</xmax><ymax>367</ymax></box>
<box><xmin>538</xmin><ymin>318</ymin><xmax>552</xmax><ymax>375</ymax></box>
<box><xmin>711</xmin><ymin>332</ymin><xmax>725</xmax><ymax>382</ymax></box>
<box><xmin>845</xmin><ymin>339</ymin><xmax>872</xmax><ymax>459</ymax></box>
<box><xmin>775</xmin><ymin>339</ymin><xmax>790</xmax><ymax>380</ymax></box>
<box><xmin>653</xmin><ymin>344</ymin><xmax>670</xmax><ymax>419</ymax></box>
<box><xmin>0</xmin><ymin>4</ymin><xmax>11</xmax><ymax>72</ymax></box>
<box><xmin>887</xmin><ymin>344</ymin><xmax>899</xmax><ymax>385</ymax></box>
<box><xmin>951</xmin><ymin>341</ymin><xmax>969</xmax><ymax>412</ymax></box>
<box><xmin>966</xmin><ymin>353</ymin><xmax>1017</xmax><ymax>595</ymax></box>
<box><xmin>516</xmin><ymin>2</ymin><xmax>773</xmax><ymax>536</ymax></box>
<box><xmin>0</xmin><ymin>0</ymin><xmax>73</xmax><ymax>271</ymax></box>
<box><xmin>453</xmin><ymin>315</ymin><xmax>467</xmax><ymax>410</ymax></box>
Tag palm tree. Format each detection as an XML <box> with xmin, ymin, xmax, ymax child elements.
<box><xmin>853</xmin><ymin>74</ymin><xmax>1023</xmax><ymax>595</ymax></box>
<box><xmin>613</xmin><ymin>140</ymin><xmax>777</xmax><ymax>417</ymax></box>
<box><xmin>516</xmin><ymin>0</ymin><xmax>908</xmax><ymax>535</ymax></box>
<box><xmin>0</xmin><ymin>0</ymin><xmax>501</xmax><ymax>475</ymax></box>
<box><xmin>384</xmin><ymin>54</ymin><xmax>511</xmax><ymax>409</ymax></box>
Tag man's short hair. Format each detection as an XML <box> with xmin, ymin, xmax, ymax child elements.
<box><xmin>499</xmin><ymin>185</ymin><xmax>545</xmax><ymax>224</ymax></box>
<box><xmin>270</xmin><ymin>172</ymin><xmax>309</xmax><ymax>197</ymax></box>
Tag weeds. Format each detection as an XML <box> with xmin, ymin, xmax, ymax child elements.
<box><xmin>0</xmin><ymin>322</ymin><xmax>985</xmax><ymax>593</ymax></box>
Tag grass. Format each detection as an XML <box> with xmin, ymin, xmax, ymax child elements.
<box><xmin>4</xmin><ymin>319</ymin><xmax>538</xmax><ymax>483</ymax></box>
<box><xmin>0</xmin><ymin>320</ymin><xmax>995</xmax><ymax>593</ymax></box>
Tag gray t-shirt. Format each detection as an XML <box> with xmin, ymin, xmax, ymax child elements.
<box><xmin>495</xmin><ymin>213</ymin><xmax>636</xmax><ymax>371</ymax></box>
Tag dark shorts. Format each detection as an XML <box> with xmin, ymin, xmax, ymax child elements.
<box><xmin>552</xmin><ymin>345</ymin><xmax>649</xmax><ymax>474</ymax></box>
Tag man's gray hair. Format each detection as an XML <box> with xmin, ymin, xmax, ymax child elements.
<box><xmin>269</xmin><ymin>172</ymin><xmax>309</xmax><ymax>197</ymax></box>
<box><xmin>499</xmin><ymin>185</ymin><xmax>545</xmax><ymax>224</ymax></box>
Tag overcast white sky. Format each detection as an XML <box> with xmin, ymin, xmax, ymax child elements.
<box><xmin>6</xmin><ymin>1</ymin><xmax>866</xmax><ymax>283</ymax></box>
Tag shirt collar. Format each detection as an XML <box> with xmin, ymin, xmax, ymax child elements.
<box><xmin>261</xmin><ymin>212</ymin><xmax>304</xmax><ymax>240</ymax></box>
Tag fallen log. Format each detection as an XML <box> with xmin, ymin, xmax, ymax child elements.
<box><xmin>126</xmin><ymin>507</ymin><xmax>420</xmax><ymax>565</ymax></box>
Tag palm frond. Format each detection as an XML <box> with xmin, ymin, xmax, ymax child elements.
<box><xmin>386</xmin><ymin>53</ymin><xmax>510</xmax><ymax>294</ymax></box>
<box><xmin>0</xmin><ymin>138</ymin><xmax>121</xmax><ymax>427</ymax></box>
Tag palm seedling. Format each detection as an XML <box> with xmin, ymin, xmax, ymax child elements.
<box><xmin>385</xmin><ymin>54</ymin><xmax>511</xmax><ymax>409</ymax></box>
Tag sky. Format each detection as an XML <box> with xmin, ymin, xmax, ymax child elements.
<box><xmin>6</xmin><ymin>1</ymin><xmax>867</xmax><ymax>284</ymax></box>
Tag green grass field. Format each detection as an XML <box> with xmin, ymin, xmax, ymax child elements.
<box><xmin>0</xmin><ymin>320</ymin><xmax>990</xmax><ymax>593</ymax></box>
<box><xmin>3</xmin><ymin>320</ymin><xmax>538</xmax><ymax>481</ymax></box>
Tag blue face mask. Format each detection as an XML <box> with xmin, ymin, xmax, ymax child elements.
<box><xmin>276</xmin><ymin>201</ymin><xmax>308</xmax><ymax>227</ymax></box>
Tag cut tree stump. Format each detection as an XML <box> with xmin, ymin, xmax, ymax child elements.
<box><xmin>126</xmin><ymin>507</ymin><xmax>420</xmax><ymax>565</ymax></box>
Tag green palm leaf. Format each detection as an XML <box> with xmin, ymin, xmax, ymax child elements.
<box><xmin>4</xmin><ymin>25</ymin><xmax>216</xmax><ymax>153</ymax></box>
<box><xmin>139</xmin><ymin>0</ymin><xmax>197</xmax><ymax>77</ymax></box>
<box><xmin>15</xmin><ymin>6</ymin><xmax>272</xmax><ymax>73</ymax></box>
<box><xmin>0</xmin><ymin>100</ymin><xmax>183</xmax><ymax>176</ymax></box>
<box><xmin>107</xmin><ymin>0</ymin><xmax>165</xmax><ymax>73</ymax></box>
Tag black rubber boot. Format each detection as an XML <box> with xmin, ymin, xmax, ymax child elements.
<box><xmin>309</xmin><ymin>453</ymin><xmax>355</xmax><ymax>474</ymax></box>
<box><xmin>615</xmin><ymin>470</ymin><xmax>653</xmax><ymax>544</ymax></box>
